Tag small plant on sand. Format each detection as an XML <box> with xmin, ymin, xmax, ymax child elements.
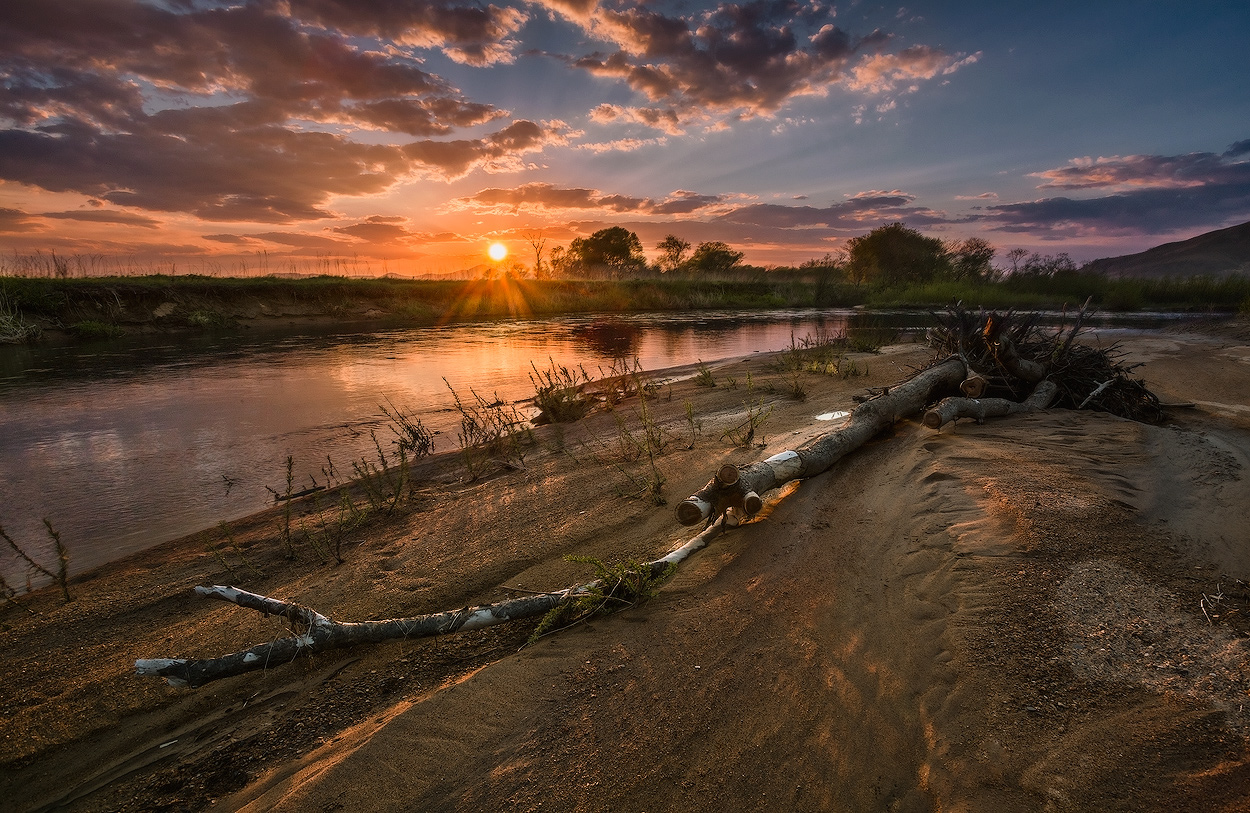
<box><xmin>530</xmin><ymin>358</ymin><xmax>594</xmax><ymax>422</ymax></box>
<box><xmin>682</xmin><ymin>400</ymin><xmax>703</xmax><ymax>449</ymax></box>
<box><xmin>786</xmin><ymin>370</ymin><xmax>807</xmax><ymax>400</ymax></box>
<box><xmin>0</xmin><ymin>519</ymin><xmax>72</xmax><ymax>602</ymax></box>
<box><xmin>446</xmin><ymin>380</ymin><xmax>533</xmax><ymax>481</ymax></box>
<box><xmin>839</xmin><ymin>358</ymin><xmax>868</xmax><ymax>379</ymax></box>
<box><xmin>596</xmin><ymin>356</ymin><xmax>656</xmax><ymax>406</ymax></box>
<box><xmin>301</xmin><ymin>489</ymin><xmax>363</xmax><ymax>565</ymax></box>
<box><xmin>582</xmin><ymin>388</ymin><xmax>668</xmax><ymax>504</ymax></box>
<box><xmin>271</xmin><ymin>456</ymin><xmax>297</xmax><ymax>557</ymax></box>
<box><xmin>529</xmin><ymin>555</ymin><xmax>675</xmax><ymax>642</ymax></box>
<box><xmin>381</xmin><ymin>398</ymin><xmax>435</xmax><ymax>458</ymax></box>
<box><xmin>208</xmin><ymin>522</ymin><xmax>265</xmax><ymax>580</ymax></box>
<box><xmin>694</xmin><ymin>360</ymin><xmax>716</xmax><ymax>388</ymax></box>
<box><xmin>351</xmin><ymin>431</ymin><xmax>410</xmax><ymax>513</ymax></box>
<box><xmin>722</xmin><ymin>401</ymin><xmax>773</xmax><ymax>448</ymax></box>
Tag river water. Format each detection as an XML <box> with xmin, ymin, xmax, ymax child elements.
<box><xmin>1</xmin><ymin>308</ymin><xmax>912</xmax><ymax>583</ymax></box>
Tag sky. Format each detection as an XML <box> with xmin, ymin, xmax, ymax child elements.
<box><xmin>1</xmin><ymin>0</ymin><xmax>1248</xmax><ymax>276</ymax></box>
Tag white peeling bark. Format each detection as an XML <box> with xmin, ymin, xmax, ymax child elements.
<box><xmin>137</xmin><ymin>585</ymin><xmax>574</xmax><ymax>687</ymax></box>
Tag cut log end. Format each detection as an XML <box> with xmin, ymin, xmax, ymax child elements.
<box><xmin>675</xmin><ymin>499</ymin><xmax>710</xmax><ymax>526</ymax></box>
<box><xmin>715</xmin><ymin>464</ymin><xmax>739</xmax><ymax>486</ymax></box>
<box><xmin>922</xmin><ymin>411</ymin><xmax>944</xmax><ymax>429</ymax></box>
<box><xmin>960</xmin><ymin>374</ymin><xmax>988</xmax><ymax>399</ymax></box>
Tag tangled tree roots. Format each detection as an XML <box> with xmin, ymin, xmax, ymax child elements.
<box><xmin>927</xmin><ymin>300</ymin><xmax>1164</xmax><ymax>423</ymax></box>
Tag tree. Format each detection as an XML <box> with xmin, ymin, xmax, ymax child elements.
<box><xmin>845</xmin><ymin>222</ymin><xmax>949</xmax><ymax>286</ymax></box>
<box><xmin>687</xmin><ymin>241</ymin><xmax>744</xmax><ymax>276</ymax></box>
<box><xmin>656</xmin><ymin>234</ymin><xmax>691</xmax><ymax>273</ymax></box>
<box><xmin>946</xmin><ymin>237</ymin><xmax>996</xmax><ymax>281</ymax></box>
<box><xmin>524</xmin><ymin>231</ymin><xmax>547</xmax><ymax>279</ymax></box>
<box><xmin>547</xmin><ymin>246</ymin><xmax>573</xmax><ymax>278</ymax></box>
<box><xmin>1020</xmin><ymin>252</ymin><xmax>1078</xmax><ymax>278</ymax></box>
<box><xmin>1003</xmin><ymin>247</ymin><xmax>1029</xmax><ymax>277</ymax></box>
<box><xmin>567</xmin><ymin>227</ymin><xmax>646</xmax><ymax>278</ymax></box>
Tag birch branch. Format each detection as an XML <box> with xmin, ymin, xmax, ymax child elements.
<box><xmin>136</xmin><ymin>521</ymin><xmax>730</xmax><ymax>688</ymax></box>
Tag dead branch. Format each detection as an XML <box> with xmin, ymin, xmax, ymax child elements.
<box><xmin>136</xmin><ymin>520</ymin><xmax>730</xmax><ymax>688</ymax></box>
<box><xmin>923</xmin><ymin>379</ymin><xmax>1059</xmax><ymax>429</ymax></box>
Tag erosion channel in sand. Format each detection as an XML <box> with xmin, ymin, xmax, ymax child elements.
<box><xmin>4</xmin><ymin>319</ymin><xmax>1250</xmax><ymax>812</ymax></box>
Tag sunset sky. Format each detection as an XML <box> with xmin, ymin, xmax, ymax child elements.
<box><xmin>1</xmin><ymin>1</ymin><xmax>1248</xmax><ymax>275</ymax></box>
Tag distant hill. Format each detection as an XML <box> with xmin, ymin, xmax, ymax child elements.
<box><xmin>1084</xmin><ymin>221</ymin><xmax>1250</xmax><ymax>279</ymax></box>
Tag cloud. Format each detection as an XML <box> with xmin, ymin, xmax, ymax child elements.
<box><xmin>0</xmin><ymin>121</ymin><xmax>409</xmax><ymax>222</ymax></box>
<box><xmin>552</xmin><ymin>1</ymin><xmax>976</xmax><ymax>126</ymax></box>
<box><xmin>589</xmin><ymin>103</ymin><xmax>684</xmax><ymax>134</ymax></box>
<box><xmin>283</xmin><ymin>0</ymin><xmax>528</xmax><ymax>66</ymax></box>
<box><xmin>1033</xmin><ymin>147</ymin><xmax>1250</xmax><ymax>190</ymax></box>
<box><xmin>0</xmin><ymin>1</ymin><xmax>566</xmax><ymax>222</ymax></box>
<box><xmin>981</xmin><ymin>185</ymin><xmax>1250</xmax><ymax>236</ymax></box>
<box><xmin>451</xmin><ymin>182</ymin><xmax>725</xmax><ymax>215</ymax></box>
<box><xmin>203</xmin><ymin>233</ymin><xmax>263</xmax><ymax>245</ymax></box>
<box><xmin>576</xmin><ymin>136</ymin><xmax>668</xmax><ymax>153</ymax></box>
<box><xmin>332</xmin><ymin>215</ymin><xmax>428</xmax><ymax>243</ymax></box>
<box><xmin>979</xmin><ymin>143</ymin><xmax>1250</xmax><ymax>235</ymax></box>
<box><xmin>956</xmin><ymin>192</ymin><xmax>999</xmax><ymax>200</ymax></box>
<box><xmin>719</xmin><ymin>189</ymin><xmax>946</xmax><ymax>230</ymax></box>
<box><xmin>847</xmin><ymin>46</ymin><xmax>980</xmax><ymax>94</ymax></box>
<box><xmin>0</xmin><ymin>207</ymin><xmax>38</xmax><ymax>232</ymax></box>
<box><xmin>40</xmin><ymin>209</ymin><xmax>162</xmax><ymax>228</ymax></box>
<box><xmin>252</xmin><ymin>231</ymin><xmax>357</xmax><ymax>250</ymax></box>
<box><xmin>404</xmin><ymin>120</ymin><xmax>579</xmax><ymax>178</ymax></box>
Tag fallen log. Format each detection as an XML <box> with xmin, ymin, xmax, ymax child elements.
<box><xmin>675</xmin><ymin>356</ymin><xmax>968</xmax><ymax>527</ymax></box>
<box><xmin>922</xmin><ymin>379</ymin><xmax>1059</xmax><ymax>429</ymax></box>
<box><xmin>136</xmin><ymin>519</ymin><xmax>730</xmax><ymax>688</ymax></box>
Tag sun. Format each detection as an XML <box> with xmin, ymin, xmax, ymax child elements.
<box><xmin>487</xmin><ymin>242</ymin><xmax>508</xmax><ymax>262</ymax></box>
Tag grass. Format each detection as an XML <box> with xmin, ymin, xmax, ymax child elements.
<box><xmin>446</xmin><ymin>381</ymin><xmax>533</xmax><ymax>481</ymax></box>
<box><xmin>0</xmin><ymin>271</ymin><xmax>1246</xmax><ymax>347</ymax></box>
<box><xmin>530</xmin><ymin>359</ymin><xmax>595</xmax><ymax>423</ymax></box>
<box><xmin>529</xmin><ymin>555</ymin><xmax>674</xmax><ymax>642</ymax></box>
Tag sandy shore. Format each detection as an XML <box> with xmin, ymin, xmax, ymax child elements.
<box><xmin>4</xmin><ymin>322</ymin><xmax>1250</xmax><ymax>812</ymax></box>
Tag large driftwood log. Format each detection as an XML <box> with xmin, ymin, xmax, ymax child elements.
<box><xmin>137</xmin><ymin>520</ymin><xmax>730</xmax><ymax>688</ymax></box>
<box><xmin>922</xmin><ymin>379</ymin><xmax>1059</xmax><ymax>429</ymax></box>
<box><xmin>675</xmin><ymin>356</ymin><xmax>968</xmax><ymax>527</ymax></box>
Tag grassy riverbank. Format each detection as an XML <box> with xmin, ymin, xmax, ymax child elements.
<box><xmin>2</xmin><ymin>272</ymin><xmax>1249</xmax><ymax>343</ymax></box>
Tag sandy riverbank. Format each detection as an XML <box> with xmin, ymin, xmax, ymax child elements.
<box><xmin>4</xmin><ymin>323</ymin><xmax>1250</xmax><ymax>812</ymax></box>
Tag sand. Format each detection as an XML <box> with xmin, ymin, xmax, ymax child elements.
<box><xmin>4</xmin><ymin>322</ymin><xmax>1250</xmax><ymax>812</ymax></box>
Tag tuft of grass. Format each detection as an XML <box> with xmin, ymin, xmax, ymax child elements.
<box><xmin>0</xmin><ymin>291</ymin><xmax>41</xmax><ymax>343</ymax></box>
<box><xmin>694</xmin><ymin>360</ymin><xmax>716</xmax><ymax>387</ymax></box>
<box><xmin>446</xmin><ymin>380</ymin><xmax>533</xmax><ymax>481</ymax></box>
<box><xmin>208</xmin><ymin>522</ymin><xmax>265</xmax><ymax>580</ymax></box>
<box><xmin>530</xmin><ymin>358</ymin><xmax>594</xmax><ymax>422</ymax></box>
<box><xmin>722</xmin><ymin>400</ymin><xmax>772</xmax><ymax>448</ymax></box>
<box><xmin>529</xmin><ymin>555</ymin><xmax>675</xmax><ymax>642</ymax></box>
<box><xmin>381</xmin><ymin>398</ymin><xmax>435</xmax><ymax>458</ymax></box>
